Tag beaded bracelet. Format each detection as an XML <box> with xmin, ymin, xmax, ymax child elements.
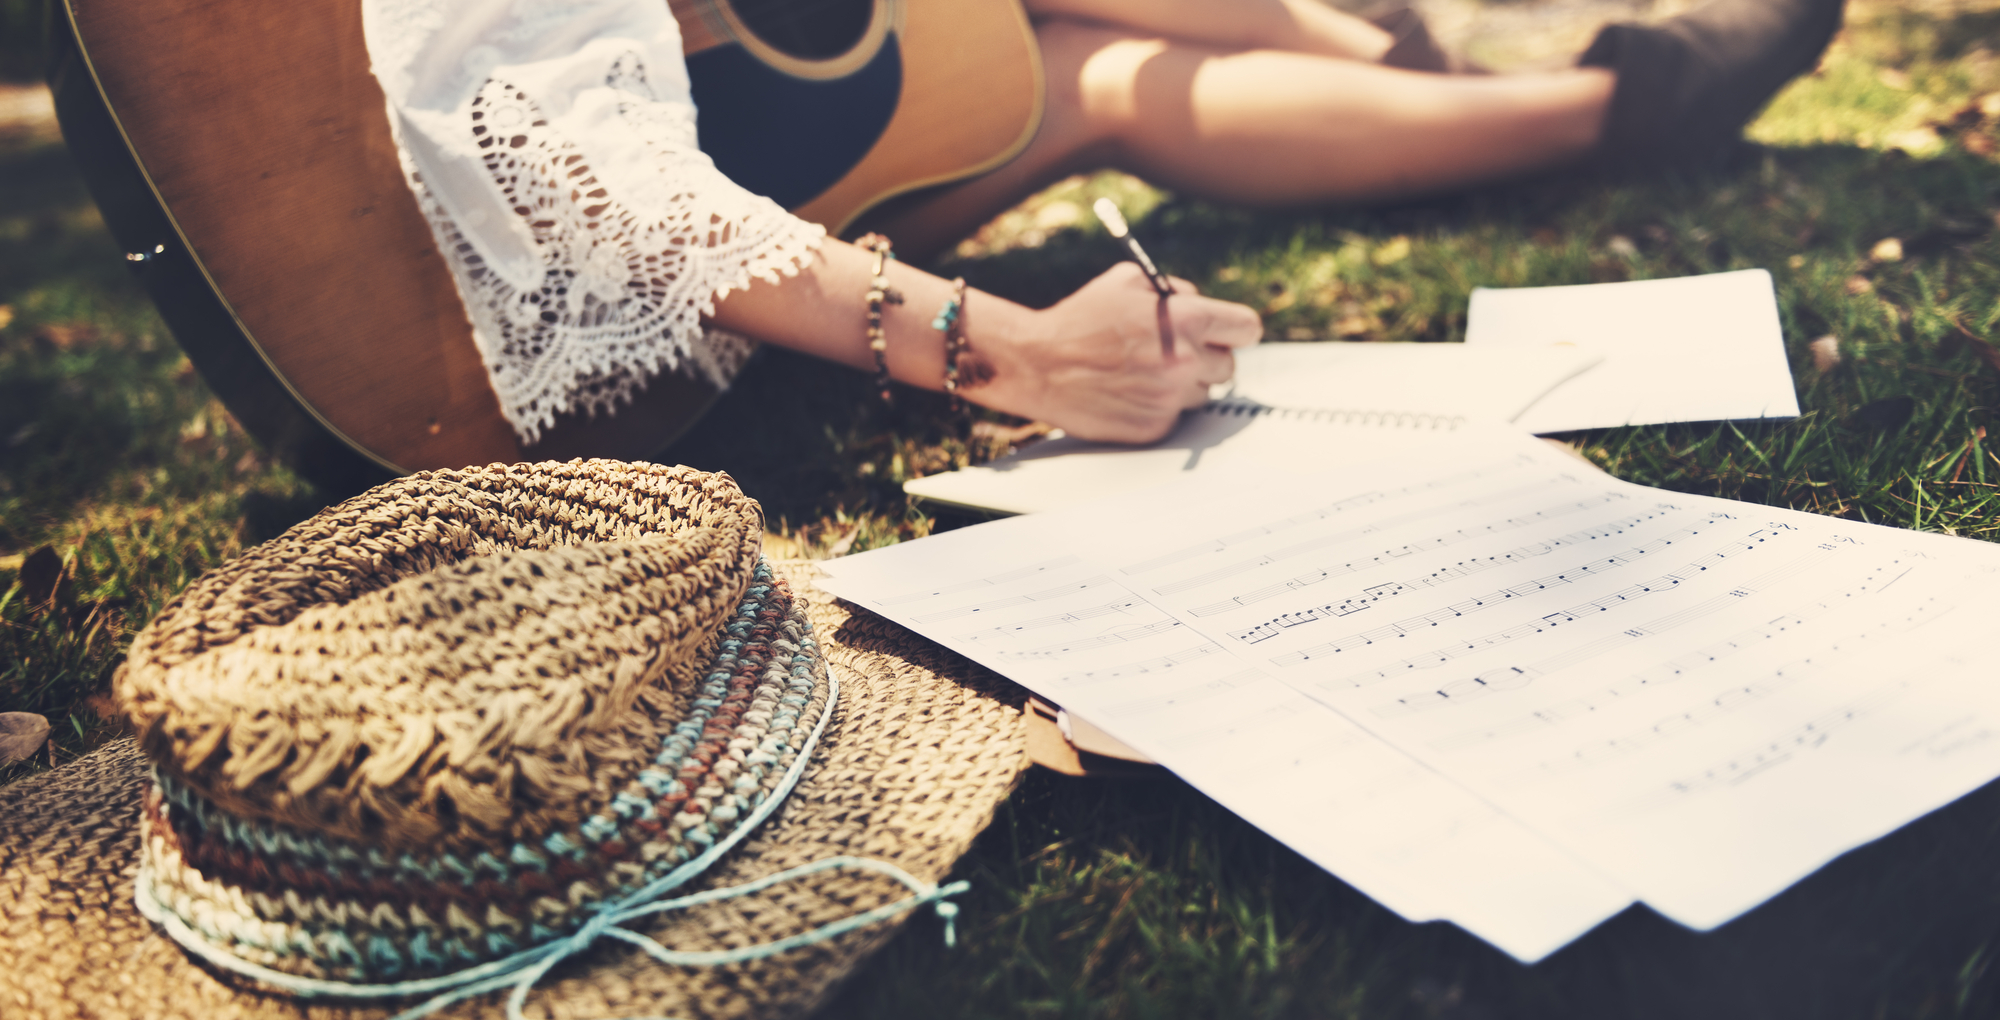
<box><xmin>857</xmin><ymin>233</ymin><xmax>903</xmax><ymax>403</ymax></box>
<box><xmin>934</xmin><ymin>278</ymin><xmax>969</xmax><ymax>412</ymax></box>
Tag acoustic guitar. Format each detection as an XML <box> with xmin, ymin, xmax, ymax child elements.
<box><xmin>46</xmin><ymin>0</ymin><xmax>1043</xmax><ymax>492</ymax></box>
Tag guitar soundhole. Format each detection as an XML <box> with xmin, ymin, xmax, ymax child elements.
<box><xmin>726</xmin><ymin>0</ymin><xmax>875</xmax><ymax>61</ymax></box>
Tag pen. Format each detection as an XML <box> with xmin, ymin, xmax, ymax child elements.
<box><xmin>1092</xmin><ymin>198</ymin><xmax>1177</xmax><ymax>355</ymax></box>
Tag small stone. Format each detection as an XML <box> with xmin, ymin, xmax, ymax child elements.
<box><xmin>0</xmin><ymin>713</ymin><xmax>49</xmax><ymax>764</ymax></box>
<box><xmin>1870</xmin><ymin>237</ymin><xmax>1904</xmax><ymax>263</ymax></box>
<box><xmin>1809</xmin><ymin>335</ymin><xmax>1842</xmax><ymax>373</ymax></box>
<box><xmin>1846</xmin><ymin>275</ymin><xmax>1875</xmax><ymax>296</ymax></box>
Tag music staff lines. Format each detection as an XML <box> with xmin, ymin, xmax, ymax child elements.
<box><xmin>1363</xmin><ymin>603</ymin><xmax>1731</xmax><ymax>719</ymax></box>
<box><xmin>1116</xmin><ymin>462</ymin><xmax>1529</xmax><ymax>577</ymax></box>
<box><xmin>1151</xmin><ymin>478</ymin><xmax>1610</xmax><ymax>599</ymax></box>
<box><xmin>1582</xmin><ymin>668</ymin><xmax>1922</xmax><ymax>817</ymax></box>
<box><xmin>1430</xmin><ymin>590</ymin><xmax>1875</xmax><ymax>753</ymax></box>
<box><xmin>1058</xmin><ymin>643</ymin><xmax>1225</xmax><ymax>686</ymax></box>
<box><xmin>876</xmin><ymin>555</ymin><xmax>1082</xmax><ymax>607</ymax></box>
<box><xmin>1212</xmin><ymin>507</ymin><xmax>1681</xmax><ymax>631</ymax></box>
<box><xmin>1622</xmin><ymin>647</ymin><xmax>1957</xmax><ymax>814</ymax></box>
<box><xmin>1146</xmin><ymin>498</ymin><xmax>1415</xmax><ymax>596</ymax></box>
<box><xmin>998</xmin><ymin>619</ymin><xmax>1188</xmax><ymax>660</ymax></box>
<box><xmin>1549</xmin><ymin>658</ymin><xmax>1829</xmax><ymax>774</ymax></box>
<box><xmin>1281</xmin><ymin>529</ymin><xmax>1810</xmax><ymax>678</ymax></box>
<box><xmin>1189</xmin><ymin>505</ymin><xmax>1665</xmax><ymax>619</ymax></box>
<box><xmin>1378</xmin><ymin>554</ymin><xmax>1914</xmax><ymax>730</ymax></box>
<box><xmin>959</xmin><ymin>596</ymin><xmax>1153</xmax><ymax>638</ymax></box>
<box><xmin>911</xmin><ymin>574</ymin><xmax>1115</xmax><ymax>623</ymax></box>
<box><xmin>1246</xmin><ymin>517</ymin><xmax>1731</xmax><ymax>651</ymax></box>
<box><xmin>1653</xmin><ymin>678</ymin><xmax>1915</xmax><ymax>801</ymax></box>
<box><xmin>1119</xmin><ymin>491</ymin><xmax>1391</xmax><ymax>578</ymax></box>
<box><xmin>1094</xmin><ymin>668</ymin><xmax>1267</xmax><ymax>723</ymax></box>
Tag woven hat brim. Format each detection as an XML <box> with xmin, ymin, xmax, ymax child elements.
<box><xmin>0</xmin><ymin>560</ymin><xmax>1029</xmax><ymax>1020</ymax></box>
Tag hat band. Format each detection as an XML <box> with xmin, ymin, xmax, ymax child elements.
<box><xmin>137</xmin><ymin>660</ymin><xmax>967</xmax><ymax>1020</ymax></box>
<box><xmin>132</xmin><ymin>559</ymin><xmax>965</xmax><ymax>1003</ymax></box>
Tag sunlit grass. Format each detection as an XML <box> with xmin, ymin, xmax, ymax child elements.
<box><xmin>11</xmin><ymin>1</ymin><xmax>2000</xmax><ymax>1016</ymax></box>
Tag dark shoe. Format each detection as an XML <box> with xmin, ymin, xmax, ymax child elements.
<box><xmin>1580</xmin><ymin>0</ymin><xmax>1845</xmax><ymax>173</ymax></box>
<box><xmin>1367</xmin><ymin>6</ymin><xmax>1489</xmax><ymax>75</ymax></box>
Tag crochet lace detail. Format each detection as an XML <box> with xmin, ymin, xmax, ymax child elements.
<box><xmin>392</xmin><ymin>54</ymin><xmax>824</xmax><ymax>443</ymax></box>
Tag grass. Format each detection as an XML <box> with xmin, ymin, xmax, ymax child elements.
<box><xmin>10</xmin><ymin>0</ymin><xmax>2000</xmax><ymax>1016</ymax></box>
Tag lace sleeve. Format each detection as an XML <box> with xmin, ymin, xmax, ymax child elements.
<box><xmin>361</xmin><ymin>0</ymin><xmax>826</xmax><ymax>444</ymax></box>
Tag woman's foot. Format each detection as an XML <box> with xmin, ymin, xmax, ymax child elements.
<box><xmin>1580</xmin><ymin>0</ymin><xmax>1846</xmax><ymax>173</ymax></box>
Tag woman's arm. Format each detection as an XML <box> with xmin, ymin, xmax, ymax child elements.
<box><xmin>708</xmin><ymin>239</ymin><xmax>1263</xmax><ymax>444</ymax></box>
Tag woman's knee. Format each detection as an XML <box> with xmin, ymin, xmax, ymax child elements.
<box><xmin>1036</xmin><ymin>18</ymin><xmax>1181</xmax><ymax>143</ymax></box>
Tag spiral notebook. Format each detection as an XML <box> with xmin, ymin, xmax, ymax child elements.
<box><xmin>905</xmin><ymin>341</ymin><xmax>1602</xmax><ymax>516</ymax></box>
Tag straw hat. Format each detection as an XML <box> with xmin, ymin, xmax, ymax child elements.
<box><xmin>0</xmin><ymin>460</ymin><xmax>1029</xmax><ymax>1019</ymax></box>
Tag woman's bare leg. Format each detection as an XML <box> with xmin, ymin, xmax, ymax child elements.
<box><xmin>1024</xmin><ymin>0</ymin><xmax>1397</xmax><ymax>62</ymax></box>
<box><xmin>874</xmin><ymin>21</ymin><xmax>1612</xmax><ymax>256</ymax></box>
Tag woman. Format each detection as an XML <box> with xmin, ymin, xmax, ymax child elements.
<box><xmin>362</xmin><ymin>0</ymin><xmax>1842</xmax><ymax>449</ymax></box>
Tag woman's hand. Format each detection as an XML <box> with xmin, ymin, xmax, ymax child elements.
<box><xmin>970</xmin><ymin>262</ymin><xmax>1263</xmax><ymax>443</ymax></box>
<box><xmin>709</xmin><ymin>242</ymin><xmax>1260</xmax><ymax>444</ymax></box>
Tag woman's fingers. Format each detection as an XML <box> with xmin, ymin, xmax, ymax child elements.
<box><xmin>978</xmin><ymin>262</ymin><xmax>1266</xmax><ymax>444</ymax></box>
<box><xmin>1192</xmin><ymin>340</ymin><xmax>1236</xmax><ymax>386</ymax></box>
<box><xmin>1165</xmin><ymin>289</ymin><xmax>1258</xmax><ymax>397</ymax></box>
<box><xmin>1166</xmin><ymin>287</ymin><xmax>1263</xmax><ymax>357</ymax></box>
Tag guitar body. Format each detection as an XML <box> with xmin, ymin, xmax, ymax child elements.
<box><xmin>676</xmin><ymin>0</ymin><xmax>1044</xmax><ymax>232</ymax></box>
<box><xmin>47</xmin><ymin>0</ymin><xmax>1042</xmax><ymax>490</ymax></box>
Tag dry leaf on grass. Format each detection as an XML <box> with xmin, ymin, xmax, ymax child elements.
<box><xmin>17</xmin><ymin>545</ymin><xmax>70</xmax><ymax>615</ymax></box>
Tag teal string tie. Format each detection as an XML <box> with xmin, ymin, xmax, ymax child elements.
<box><xmin>134</xmin><ymin>670</ymin><xmax>973</xmax><ymax>1020</ymax></box>
<box><xmin>934</xmin><ymin>900</ymin><xmax>960</xmax><ymax>949</ymax></box>
<box><xmin>401</xmin><ymin>857</ymin><xmax>970</xmax><ymax>1020</ymax></box>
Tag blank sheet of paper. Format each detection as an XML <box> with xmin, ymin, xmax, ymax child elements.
<box><xmin>1217</xmin><ymin>340</ymin><xmax>1605</xmax><ymax>422</ymax></box>
<box><xmin>1464</xmin><ymin>269</ymin><xmax>1799</xmax><ymax>433</ymax></box>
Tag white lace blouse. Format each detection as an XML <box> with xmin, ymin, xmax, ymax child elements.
<box><xmin>361</xmin><ymin>0</ymin><xmax>826</xmax><ymax>443</ymax></box>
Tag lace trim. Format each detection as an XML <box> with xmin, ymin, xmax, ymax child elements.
<box><xmin>397</xmin><ymin>54</ymin><xmax>825</xmax><ymax>444</ymax></box>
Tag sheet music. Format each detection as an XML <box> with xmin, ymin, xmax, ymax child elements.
<box><xmin>823</xmin><ymin>518</ymin><xmax>1635</xmax><ymax>961</ymax></box>
<box><xmin>822</xmin><ymin>431</ymin><xmax>2000</xmax><ymax>956</ymax></box>
<box><xmin>1088</xmin><ymin>439</ymin><xmax>2000</xmax><ymax>932</ymax></box>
